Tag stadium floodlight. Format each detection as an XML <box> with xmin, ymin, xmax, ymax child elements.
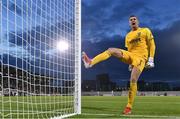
<box><xmin>56</xmin><ymin>40</ymin><xmax>69</xmax><ymax>52</ymax></box>
<box><xmin>0</xmin><ymin>0</ymin><xmax>81</xmax><ymax>119</ymax></box>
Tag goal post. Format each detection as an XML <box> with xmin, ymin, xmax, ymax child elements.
<box><xmin>74</xmin><ymin>0</ymin><xmax>81</xmax><ymax>115</ymax></box>
<box><xmin>0</xmin><ymin>0</ymin><xmax>81</xmax><ymax>118</ymax></box>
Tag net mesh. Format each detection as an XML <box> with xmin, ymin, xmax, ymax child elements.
<box><xmin>0</xmin><ymin>0</ymin><xmax>81</xmax><ymax>118</ymax></box>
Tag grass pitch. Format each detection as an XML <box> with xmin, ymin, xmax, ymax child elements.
<box><xmin>1</xmin><ymin>96</ymin><xmax>180</xmax><ymax>118</ymax></box>
<box><xmin>0</xmin><ymin>96</ymin><xmax>74</xmax><ymax>118</ymax></box>
<box><xmin>71</xmin><ymin>96</ymin><xmax>180</xmax><ymax>118</ymax></box>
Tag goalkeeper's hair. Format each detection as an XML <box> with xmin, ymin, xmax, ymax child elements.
<box><xmin>129</xmin><ymin>15</ymin><xmax>138</xmax><ymax>19</ymax></box>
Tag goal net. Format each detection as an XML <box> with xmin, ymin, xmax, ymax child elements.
<box><xmin>0</xmin><ymin>0</ymin><xmax>81</xmax><ymax>118</ymax></box>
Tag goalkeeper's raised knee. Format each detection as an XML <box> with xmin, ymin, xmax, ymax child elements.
<box><xmin>107</xmin><ymin>48</ymin><xmax>123</xmax><ymax>58</ymax></box>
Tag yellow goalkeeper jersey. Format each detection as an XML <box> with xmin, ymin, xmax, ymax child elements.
<box><xmin>125</xmin><ymin>27</ymin><xmax>155</xmax><ymax>60</ymax></box>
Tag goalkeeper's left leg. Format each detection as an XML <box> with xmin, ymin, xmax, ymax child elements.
<box><xmin>123</xmin><ymin>66</ymin><xmax>142</xmax><ymax>115</ymax></box>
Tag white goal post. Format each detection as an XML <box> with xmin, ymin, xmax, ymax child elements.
<box><xmin>0</xmin><ymin>0</ymin><xmax>81</xmax><ymax>118</ymax></box>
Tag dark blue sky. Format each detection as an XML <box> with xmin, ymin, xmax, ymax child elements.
<box><xmin>82</xmin><ymin>0</ymin><xmax>180</xmax><ymax>83</ymax></box>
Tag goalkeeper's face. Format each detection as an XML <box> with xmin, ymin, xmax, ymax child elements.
<box><xmin>129</xmin><ymin>16</ymin><xmax>139</xmax><ymax>29</ymax></box>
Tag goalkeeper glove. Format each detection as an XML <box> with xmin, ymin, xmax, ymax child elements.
<box><xmin>145</xmin><ymin>57</ymin><xmax>154</xmax><ymax>68</ymax></box>
<box><xmin>128</xmin><ymin>65</ymin><xmax>133</xmax><ymax>71</ymax></box>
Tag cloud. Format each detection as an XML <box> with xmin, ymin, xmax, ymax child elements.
<box><xmin>0</xmin><ymin>41</ymin><xmax>31</xmax><ymax>59</ymax></box>
<box><xmin>1</xmin><ymin>20</ymin><xmax>74</xmax><ymax>69</ymax></box>
<box><xmin>82</xmin><ymin>0</ymin><xmax>180</xmax><ymax>43</ymax></box>
<box><xmin>82</xmin><ymin>0</ymin><xmax>147</xmax><ymax>42</ymax></box>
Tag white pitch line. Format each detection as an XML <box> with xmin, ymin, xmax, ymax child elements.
<box><xmin>83</xmin><ymin>100</ymin><xmax>180</xmax><ymax>104</ymax></box>
<box><xmin>82</xmin><ymin>113</ymin><xmax>180</xmax><ymax>118</ymax></box>
<box><xmin>82</xmin><ymin>113</ymin><xmax>115</xmax><ymax>116</ymax></box>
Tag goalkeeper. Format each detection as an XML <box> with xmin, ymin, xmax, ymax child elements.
<box><xmin>82</xmin><ymin>15</ymin><xmax>156</xmax><ymax>115</ymax></box>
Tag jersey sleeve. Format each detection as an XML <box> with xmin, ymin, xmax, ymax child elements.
<box><xmin>146</xmin><ymin>28</ymin><xmax>154</xmax><ymax>40</ymax></box>
<box><xmin>146</xmin><ymin>28</ymin><xmax>156</xmax><ymax>58</ymax></box>
<box><xmin>125</xmin><ymin>35</ymin><xmax>128</xmax><ymax>48</ymax></box>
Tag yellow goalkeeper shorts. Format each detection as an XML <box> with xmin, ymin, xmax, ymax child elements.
<box><xmin>120</xmin><ymin>49</ymin><xmax>146</xmax><ymax>72</ymax></box>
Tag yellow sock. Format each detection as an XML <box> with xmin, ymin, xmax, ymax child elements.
<box><xmin>90</xmin><ymin>50</ymin><xmax>111</xmax><ymax>66</ymax></box>
<box><xmin>126</xmin><ymin>82</ymin><xmax>137</xmax><ymax>109</ymax></box>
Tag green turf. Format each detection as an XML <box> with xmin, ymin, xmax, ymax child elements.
<box><xmin>0</xmin><ymin>96</ymin><xmax>74</xmax><ymax>119</ymax></box>
<box><xmin>1</xmin><ymin>96</ymin><xmax>180</xmax><ymax>118</ymax></box>
<box><xmin>71</xmin><ymin>96</ymin><xmax>180</xmax><ymax>118</ymax></box>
